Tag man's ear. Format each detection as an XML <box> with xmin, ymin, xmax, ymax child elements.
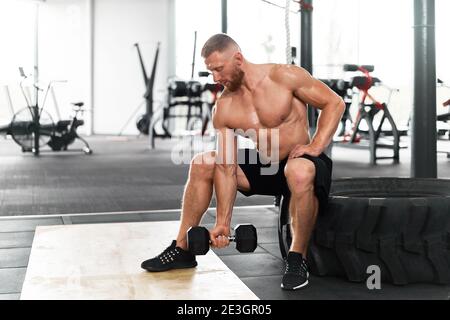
<box><xmin>234</xmin><ymin>52</ymin><xmax>244</xmax><ymax>65</ymax></box>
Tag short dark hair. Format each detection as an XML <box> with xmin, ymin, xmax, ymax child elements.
<box><xmin>201</xmin><ymin>34</ymin><xmax>240</xmax><ymax>58</ymax></box>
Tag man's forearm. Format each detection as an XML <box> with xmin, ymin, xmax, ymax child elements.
<box><xmin>310</xmin><ymin>99</ymin><xmax>345</xmax><ymax>152</ymax></box>
<box><xmin>213</xmin><ymin>165</ymin><xmax>237</xmax><ymax>227</ymax></box>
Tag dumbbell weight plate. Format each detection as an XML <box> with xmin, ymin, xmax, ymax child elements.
<box><xmin>234</xmin><ymin>224</ymin><xmax>257</xmax><ymax>253</ymax></box>
<box><xmin>187</xmin><ymin>226</ymin><xmax>210</xmax><ymax>255</ymax></box>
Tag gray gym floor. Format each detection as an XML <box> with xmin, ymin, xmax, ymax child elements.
<box><xmin>0</xmin><ymin>134</ymin><xmax>449</xmax><ymax>300</ymax></box>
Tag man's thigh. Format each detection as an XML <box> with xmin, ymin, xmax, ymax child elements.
<box><xmin>236</xmin><ymin>149</ymin><xmax>289</xmax><ymax>197</ymax></box>
<box><xmin>286</xmin><ymin>153</ymin><xmax>333</xmax><ymax>214</ymax></box>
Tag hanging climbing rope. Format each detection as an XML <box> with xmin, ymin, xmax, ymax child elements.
<box><xmin>285</xmin><ymin>0</ymin><xmax>291</xmax><ymax>64</ymax></box>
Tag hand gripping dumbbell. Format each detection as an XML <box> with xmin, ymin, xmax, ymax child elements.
<box><xmin>187</xmin><ymin>224</ymin><xmax>258</xmax><ymax>255</ymax></box>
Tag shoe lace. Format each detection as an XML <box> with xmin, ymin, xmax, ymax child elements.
<box><xmin>156</xmin><ymin>244</ymin><xmax>181</xmax><ymax>262</ymax></box>
<box><xmin>285</xmin><ymin>258</ymin><xmax>308</xmax><ymax>276</ymax></box>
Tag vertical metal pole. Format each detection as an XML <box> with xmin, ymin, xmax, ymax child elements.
<box><xmin>191</xmin><ymin>31</ymin><xmax>197</xmax><ymax>79</ymax></box>
<box><xmin>222</xmin><ymin>0</ymin><xmax>227</xmax><ymax>33</ymax></box>
<box><xmin>300</xmin><ymin>0</ymin><xmax>316</xmax><ymax>132</ymax></box>
<box><xmin>87</xmin><ymin>0</ymin><xmax>95</xmax><ymax>136</ymax></box>
<box><xmin>167</xmin><ymin>0</ymin><xmax>176</xmax><ymax>78</ymax></box>
<box><xmin>33</xmin><ymin>2</ymin><xmax>40</xmax><ymax>156</ymax></box>
<box><xmin>412</xmin><ymin>0</ymin><xmax>436</xmax><ymax>178</ymax></box>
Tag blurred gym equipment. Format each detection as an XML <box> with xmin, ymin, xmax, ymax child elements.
<box><xmin>323</xmin><ymin>64</ymin><xmax>406</xmax><ymax>165</ymax></box>
<box><xmin>0</xmin><ymin>68</ymin><xmax>92</xmax><ymax>155</ymax></box>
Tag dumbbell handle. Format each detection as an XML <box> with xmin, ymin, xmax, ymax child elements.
<box><xmin>188</xmin><ymin>225</ymin><xmax>257</xmax><ymax>255</ymax></box>
<box><xmin>213</xmin><ymin>235</ymin><xmax>236</xmax><ymax>242</ymax></box>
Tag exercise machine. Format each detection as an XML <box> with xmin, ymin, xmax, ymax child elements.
<box><xmin>135</xmin><ymin>42</ymin><xmax>160</xmax><ymax>136</ymax></box>
<box><xmin>118</xmin><ymin>42</ymin><xmax>162</xmax><ymax>138</ymax></box>
<box><xmin>437</xmin><ymin>78</ymin><xmax>450</xmax><ymax>139</ymax></box>
<box><xmin>437</xmin><ymin>78</ymin><xmax>450</xmax><ymax>158</ymax></box>
<box><xmin>325</xmin><ymin>64</ymin><xmax>405</xmax><ymax>165</ymax></box>
<box><xmin>136</xmin><ymin>33</ymin><xmax>223</xmax><ymax>149</ymax></box>
<box><xmin>197</xmin><ymin>71</ymin><xmax>224</xmax><ymax>136</ymax></box>
<box><xmin>147</xmin><ymin>77</ymin><xmax>220</xmax><ymax>149</ymax></box>
<box><xmin>0</xmin><ymin>67</ymin><xmax>92</xmax><ymax>155</ymax></box>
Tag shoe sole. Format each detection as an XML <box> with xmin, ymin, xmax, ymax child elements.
<box><xmin>281</xmin><ymin>279</ymin><xmax>309</xmax><ymax>290</ymax></box>
<box><xmin>142</xmin><ymin>262</ymin><xmax>198</xmax><ymax>272</ymax></box>
<box><xmin>281</xmin><ymin>272</ymin><xmax>309</xmax><ymax>290</ymax></box>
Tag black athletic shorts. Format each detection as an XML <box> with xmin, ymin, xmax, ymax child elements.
<box><xmin>237</xmin><ymin>148</ymin><xmax>333</xmax><ymax>214</ymax></box>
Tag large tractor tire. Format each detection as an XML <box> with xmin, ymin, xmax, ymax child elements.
<box><xmin>278</xmin><ymin>178</ymin><xmax>450</xmax><ymax>285</ymax></box>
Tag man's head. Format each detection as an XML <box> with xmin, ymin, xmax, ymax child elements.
<box><xmin>201</xmin><ymin>34</ymin><xmax>244</xmax><ymax>92</ymax></box>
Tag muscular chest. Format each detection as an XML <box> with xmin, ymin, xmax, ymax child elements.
<box><xmin>230</xmin><ymin>84</ymin><xmax>293</xmax><ymax>130</ymax></box>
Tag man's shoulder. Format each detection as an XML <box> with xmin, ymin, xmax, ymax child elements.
<box><xmin>268</xmin><ymin>64</ymin><xmax>310</xmax><ymax>90</ymax></box>
<box><xmin>215</xmin><ymin>90</ymin><xmax>233</xmax><ymax>110</ymax></box>
<box><xmin>269</xmin><ymin>64</ymin><xmax>307</xmax><ymax>80</ymax></box>
<box><xmin>212</xmin><ymin>92</ymin><xmax>233</xmax><ymax>128</ymax></box>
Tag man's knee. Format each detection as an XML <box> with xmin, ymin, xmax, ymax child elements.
<box><xmin>284</xmin><ymin>159</ymin><xmax>316</xmax><ymax>194</ymax></box>
<box><xmin>190</xmin><ymin>151</ymin><xmax>216</xmax><ymax>180</ymax></box>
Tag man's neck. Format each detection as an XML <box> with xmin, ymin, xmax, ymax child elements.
<box><xmin>241</xmin><ymin>62</ymin><xmax>266</xmax><ymax>92</ymax></box>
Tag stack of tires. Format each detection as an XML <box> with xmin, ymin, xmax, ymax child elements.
<box><xmin>278</xmin><ymin>178</ymin><xmax>450</xmax><ymax>285</ymax></box>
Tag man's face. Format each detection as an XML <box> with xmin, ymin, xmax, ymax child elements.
<box><xmin>205</xmin><ymin>50</ymin><xmax>244</xmax><ymax>92</ymax></box>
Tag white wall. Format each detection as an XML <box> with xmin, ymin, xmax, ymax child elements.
<box><xmin>38</xmin><ymin>0</ymin><xmax>91</xmax><ymax>129</ymax></box>
<box><xmin>174</xmin><ymin>0</ymin><xmax>221</xmax><ymax>79</ymax></box>
<box><xmin>0</xmin><ymin>1</ymin><xmax>36</xmax><ymax>123</ymax></box>
<box><xmin>93</xmin><ymin>0</ymin><xmax>170</xmax><ymax>135</ymax></box>
<box><xmin>37</xmin><ymin>0</ymin><xmax>171</xmax><ymax>135</ymax></box>
<box><xmin>227</xmin><ymin>0</ymin><xmax>300</xmax><ymax>65</ymax></box>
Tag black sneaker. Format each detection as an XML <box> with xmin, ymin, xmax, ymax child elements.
<box><xmin>281</xmin><ymin>252</ymin><xmax>309</xmax><ymax>290</ymax></box>
<box><xmin>141</xmin><ymin>240</ymin><xmax>197</xmax><ymax>272</ymax></box>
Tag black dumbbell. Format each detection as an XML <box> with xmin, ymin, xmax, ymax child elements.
<box><xmin>187</xmin><ymin>224</ymin><xmax>257</xmax><ymax>255</ymax></box>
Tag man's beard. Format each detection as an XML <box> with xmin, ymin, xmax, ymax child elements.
<box><xmin>226</xmin><ymin>67</ymin><xmax>244</xmax><ymax>92</ymax></box>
